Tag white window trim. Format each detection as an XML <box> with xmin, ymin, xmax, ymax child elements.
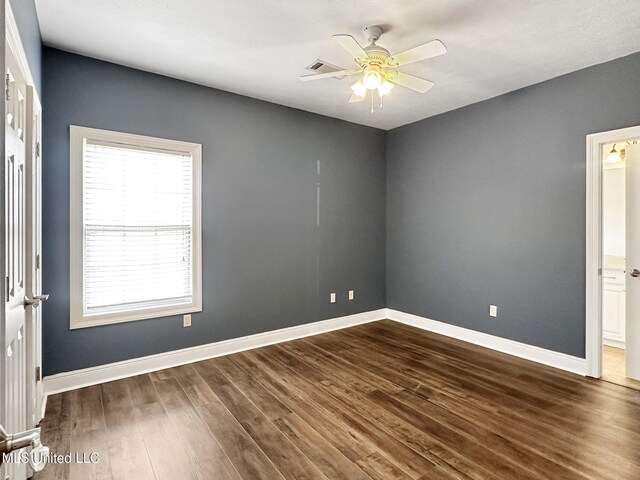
<box><xmin>70</xmin><ymin>126</ymin><xmax>202</xmax><ymax>329</ymax></box>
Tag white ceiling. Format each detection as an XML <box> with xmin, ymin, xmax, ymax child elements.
<box><xmin>35</xmin><ymin>0</ymin><xmax>640</xmax><ymax>130</ymax></box>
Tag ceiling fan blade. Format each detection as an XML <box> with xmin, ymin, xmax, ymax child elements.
<box><xmin>349</xmin><ymin>93</ymin><xmax>365</xmax><ymax>103</ymax></box>
<box><xmin>386</xmin><ymin>39</ymin><xmax>447</xmax><ymax>67</ymax></box>
<box><xmin>299</xmin><ymin>67</ymin><xmax>362</xmax><ymax>81</ymax></box>
<box><xmin>333</xmin><ymin>34</ymin><xmax>368</xmax><ymax>61</ymax></box>
<box><xmin>385</xmin><ymin>71</ymin><xmax>434</xmax><ymax>93</ymax></box>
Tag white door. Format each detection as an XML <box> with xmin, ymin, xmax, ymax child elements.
<box><xmin>2</xmin><ymin>40</ymin><xmax>30</xmax><ymax>480</ymax></box>
<box><xmin>25</xmin><ymin>86</ymin><xmax>45</xmax><ymax>429</ymax></box>
<box><xmin>625</xmin><ymin>144</ymin><xmax>640</xmax><ymax>380</ymax></box>
<box><xmin>1</xmin><ymin>38</ymin><xmax>47</xmax><ymax>480</ymax></box>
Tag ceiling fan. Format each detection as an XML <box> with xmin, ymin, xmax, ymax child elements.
<box><xmin>300</xmin><ymin>25</ymin><xmax>447</xmax><ymax>112</ymax></box>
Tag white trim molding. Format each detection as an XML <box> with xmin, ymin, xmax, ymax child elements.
<box><xmin>69</xmin><ymin>126</ymin><xmax>203</xmax><ymax>329</ymax></box>
<box><xmin>44</xmin><ymin>309</ymin><xmax>387</xmax><ymax>395</ymax></box>
<box><xmin>387</xmin><ymin>309</ymin><xmax>587</xmax><ymax>376</ymax></box>
<box><xmin>6</xmin><ymin>1</ymin><xmax>38</xmax><ymax>104</ymax></box>
<box><xmin>45</xmin><ymin>308</ymin><xmax>592</xmax><ymax>397</ymax></box>
<box><xmin>585</xmin><ymin>125</ymin><xmax>640</xmax><ymax>378</ymax></box>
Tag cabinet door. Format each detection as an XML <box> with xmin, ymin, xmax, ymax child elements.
<box><xmin>603</xmin><ymin>287</ymin><xmax>625</xmax><ymax>343</ymax></box>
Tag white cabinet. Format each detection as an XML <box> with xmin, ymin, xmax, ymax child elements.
<box><xmin>603</xmin><ymin>268</ymin><xmax>625</xmax><ymax>347</ymax></box>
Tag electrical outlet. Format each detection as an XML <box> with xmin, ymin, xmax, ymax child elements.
<box><xmin>330</xmin><ymin>292</ymin><xmax>336</xmax><ymax>303</ymax></box>
<box><xmin>183</xmin><ymin>314</ymin><xmax>192</xmax><ymax>327</ymax></box>
<box><xmin>348</xmin><ymin>290</ymin><xmax>354</xmax><ymax>300</ymax></box>
<box><xmin>489</xmin><ymin>305</ymin><xmax>498</xmax><ymax>317</ymax></box>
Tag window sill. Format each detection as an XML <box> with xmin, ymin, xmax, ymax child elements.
<box><xmin>70</xmin><ymin>303</ymin><xmax>202</xmax><ymax>330</ymax></box>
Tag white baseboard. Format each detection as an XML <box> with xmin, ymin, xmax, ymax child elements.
<box><xmin>44</xmin><ymin>309</ymin><xmax>387</xmax><ymax>395</ymax></box>
<box><xmin>386</xmin><ymin>309</ymin><xmax>587</xmax><ymax>376</ymax></box>
<box><xmin>603</xmin><ymin>338</ymin><xmax>625</xmax><ymax>349</ymax></box>
<box><xmin>44</xmin><ymin>307</ymin><xmax>588</xmax><ymax>400</ymax></box>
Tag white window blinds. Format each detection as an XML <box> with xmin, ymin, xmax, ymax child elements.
<box><xmin>83</xmin><ymin>142</ymin><xmax>194</xmax><ymax>315</ymax></box>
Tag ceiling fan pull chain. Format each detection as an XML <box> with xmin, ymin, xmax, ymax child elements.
<box><xmin>380</xmin><ymin>92</ymin><xmax>384</xmax><ymax>109</ymax></box>
<box><xmin>371</xmin><ymin>92</ymin><xmax>374</xmax><ymax>113</ymax></box>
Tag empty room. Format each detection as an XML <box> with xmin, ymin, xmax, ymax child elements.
<box><xmin>2</xmin><ymin>0</ymin><xmax>640</xmax><ymax>479</ymax></box>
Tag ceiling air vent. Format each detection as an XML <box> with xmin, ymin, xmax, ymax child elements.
<box><xmin>305</xmin><ymin>59</ymin><xmax>345</xmax><ymax>79</ymax></box>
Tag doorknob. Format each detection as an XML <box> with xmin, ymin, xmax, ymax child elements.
<box><xmin>24</xmin><ymin>296</ymin><xmax>41</xmax><ymax>308</ymax></box>
<box><xmin>631</xmin><ymin>269</ymin><xmax>640</xmax><ymax>277</ymax></box>
<box><xmin>0</xmin><ymin>424</ymin><xmax>49</xmax><ymax>472</ymax></box>
<box><xmin>24</xmin><ymin>294</ymin><xmax>49</xmax><ymax>308</ymax></box>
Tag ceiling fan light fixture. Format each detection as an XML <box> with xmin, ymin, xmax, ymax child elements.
<box><xmin>378</xmin><ymin>80</ymin><xmax>394</xmax><ymax>97</ymax></box>
<box><xmin>351</xmin><ymin>81</ymin><xmax>366</xmax><ymax>97</ymax></box>
<box><xmin>363</xmin><ymin>66</ymin><xmax>382</xmax><ymax>90</ymax></box>
<box><xmin>300</xmin><ymin>27</ymin><xmax>448</xmax><ymax>111</ymax></box>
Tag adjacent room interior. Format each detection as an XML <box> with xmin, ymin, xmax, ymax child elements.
<box><xmin>2</xmin><ymin>1</ymin><xmax>640</xmax><ymax>479</ymax></box>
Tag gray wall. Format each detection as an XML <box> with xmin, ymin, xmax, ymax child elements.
<box><xmin>43</xmin><ymin>42</ymin><xmax>640</xmax><ymax>374</ymax></box>
<box><xmin>387</xmin><ymin>51</ymin><xmax>640</xmax><ymax>358</ymax></box>
<box><xmin>9</xmin><ymin>0</ymin><xmax>41</xmax><ymax>92</ymax></box>
<box><xmin>43</xmin><ymin>48</ymin><xmax>386</xmax><ymax>375</ymax></box>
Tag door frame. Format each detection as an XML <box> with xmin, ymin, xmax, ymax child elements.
<box><xmin>586</xmin><ymin>124</ymin><xmax>640</xmax><ymax>378</ymax></box>
<box><xmin>25</xmin><ymin>85</ymin><xmax>42</xmax><ymax>427</ymax></box>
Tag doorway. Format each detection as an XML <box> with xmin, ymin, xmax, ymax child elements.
<box><xmin>586</xmin><ymin>125</ymin><xmax>640</xmax><ymax>388</ymax></box>
<box><xmin>600</xmin><ymin>140</ymin><xmax>640</xmax><ymax>388</ymax></box>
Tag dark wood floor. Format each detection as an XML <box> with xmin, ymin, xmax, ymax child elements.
<box><xmin>35</xmin><ymin>320</ymin><xmax>640</xmax><ymax>480</ymax></box>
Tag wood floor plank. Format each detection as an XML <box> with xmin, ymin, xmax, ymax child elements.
<box><xmin>357</xmin><ymin>451</ymin><xmax>413</xmax><ymax>480</ymax></box>
<box><xmin>314</xmin><ymin>334</ymin><xmax>606</xmax><ymax>478</ymax></box>
<box><xmin>366</xmin><ymin>321</ymin><xmax>640</xmax><ymax>412</ymax></box>
<box><xmin>278</xmin><ymin>340</ymin><xmax>589</xmax><ymax>480</ymax></box>
<box><xmin>272</xmin><ymin>413</ymin><xmax>371</xmax><ymax>480</ymax></box>
<box><xmin>269</xmin><ymin>343</ymin><xmax>510</xmax><ymax>480</ymax></box>
<box><xmin>375</xmin><ymin>320</ymin><xmax>640</xmax><ymax>406</ymax></box>
<box><xmin>171</xmin><ymin>364</ymin><xmax>287</xmax><ymax>480</ymax></box>
<box><xmin>229</xmin><ymin>351</ymin><xmax>375</xmax><ymax>463</ymax></box>
<box><xmin>192</xmin><ymin>359</ymin><xmax>328</xmax><ymax>480</ymax></box>
<box><xmin>100</xmin><ymin>380</ymin><xmax>138</xmax><ymax>439</ymax></box>
<box><xmin>68</xmin><ymin>386</ymin><xmax>105</xmax><ymax>434</ymax></box>
<box><xmin>213</xmin><ymin>355</ymin><xmax>292</xmax><ymax>420</ymax></box>
<box><xmin>164</xmin><ymin>363</ymin><xmax>219</xmax><ymax>407</ymax></box>
<box><xmin>335</xmin><ymin>326</ymin><xmax>640</xmax><ymax>466</ymax></box>
<box><xmin>248</xmin><ymin>347</ymin><xmax>459</xmax><ymax>480</ymax></box>
<box><xmin>66</xmin><ymin>385</ymin><xmax>114</xmax><ymax>480</ymax></box>
<box><xmin>36</xmin><ymin>392</ymin><xmax>72</xmax><ymax>480</ymax></box>
<box><xmin>330</xmin><ymin>328</ymin><xmax>613</xmax><ymax>436</ymax></box>
<box><xmin>212</xmin><ymin>354</ymin><xmax>382</xmax><ymax>479</ymax></box>
<box><xmin>364</xmin><ymin>326</ymin><xmax>640</xmax><ymax>476</ymax></box>
<box><xmin>124</xmin><ymin>375</ymin><xmax>198</xmax><ymax>480</ymax></box>
<box><xmin>150</xmin><ymin>374</ymin><xmax>241</xmax><ymax>480</ymax></box>
<box><xmin>68</xmin><ymin>429</ymin><xmax>113</xmax><ymax>480</ymax></box>
<box><xmin>193</xmin><ymin>398</ymin><xmax>286</xmax><ymax>480</ymax></box>
<box><xmin>35</xmin><ymin>320</ymin><xmax>640</xmax><ymax>480</ymax></box>
<box><xmin>106</xmin><ymin>431</ymin><xmax>156</xmax><ymax>480</ymax></box>
<box><xmin>334</xmin><ymin>326</ymin><xmax>637</xmax><ymax>468</ymax></box>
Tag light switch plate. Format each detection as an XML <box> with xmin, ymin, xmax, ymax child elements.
<box><xmin>489</xmin><ymin>305</ymin><xmax>497</xmax><ymax>317</ymax></box>
<box><xmin>183</xmin><ymin>314</ymin><xmax>192</xmax><ymax>327</ymax></box>
<box><xmin>348</xmin><ymin>290</ymin><xmax>354</xmax><ymax>300</ymax></box>
<box><xmin>330</xmin><ymin>293</ymin><xmax>336</xmax><ymax>303</ymax></box>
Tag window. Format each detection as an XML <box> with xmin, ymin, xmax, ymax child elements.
<box><xmin>70</xmin><ymin>126</ymin><xmax>202</xmax><ymax>329</ymax></box>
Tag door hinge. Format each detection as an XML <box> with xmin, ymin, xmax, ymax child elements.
<box><xmin>5</xmin><ymin>276</ymin><xmax>9</xmax><ymax>301</ymax></box>
<box><xmin>35</xmin><ymin>366</ymin><xmax>41</xmax><ymax>382</ymax></box>
<box><xmin>5</xmin><ymin>74</ymin><xmax>10</xmax><ymax>102</ymax></box>
<box><xmin>36</xmin><ymin>254</ymin><xmax>40</xmax><ymax>270</ymax></box>
<box><xmin>36</xmin><ymin>141</ymin><xmax>40</xmax><ymax>158</ymax></box>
